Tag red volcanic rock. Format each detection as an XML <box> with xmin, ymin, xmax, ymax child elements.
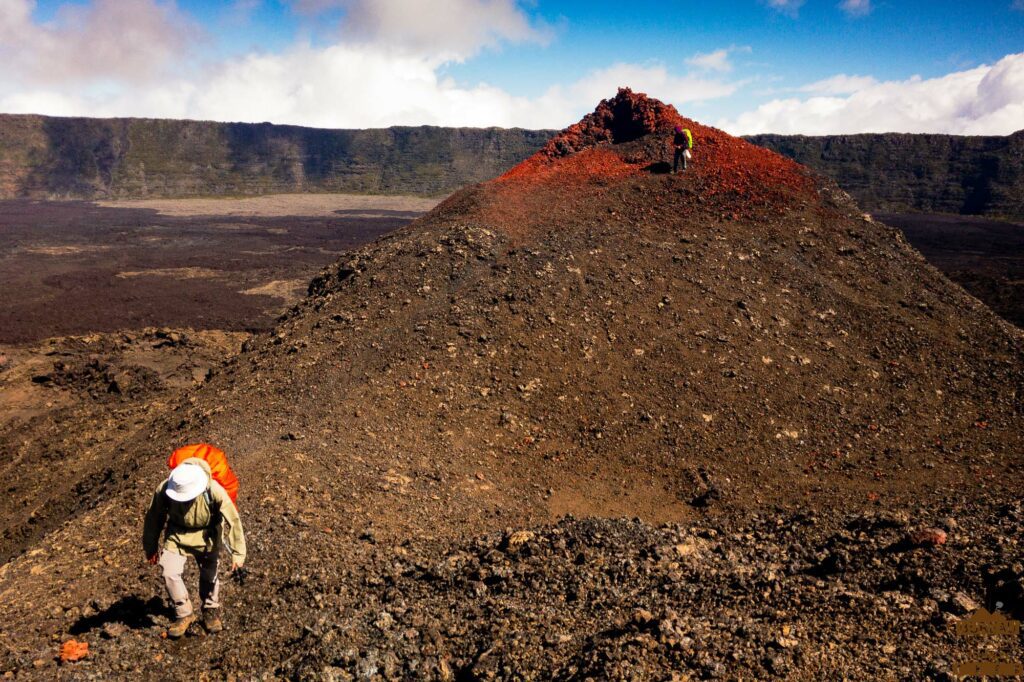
<box><xmin>909</xmin><ymin>527</ymin><xmax>948</xmax><ymax>547</ymax></box>
<box><xmin>539</xmin><ymin>87</ymin><xmax>684</xmax><ymax>159</ymax></box>
<box><xmin>59</xmin><ymin>639</ymin><xmax>89</xmax><ymax>663</ymax></box>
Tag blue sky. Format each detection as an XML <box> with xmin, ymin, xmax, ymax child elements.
<box><xmin>3</xmin><ymin>0</ymin><xmax>1023</xmax><ymax>133</ymax></box>
<box><xmin>451</xmin><ymin>1</ymin><xmax>1023</xmax><ymax>86</ymax></box>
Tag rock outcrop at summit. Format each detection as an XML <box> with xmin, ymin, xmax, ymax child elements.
<box><xmin>0</xmin><ymin>89</ymin><xmax>1021</xmax><ymax>680</ymax></box>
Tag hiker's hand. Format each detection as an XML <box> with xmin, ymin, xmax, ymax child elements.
<box><xmin>146</xmin><ymin>553</ymin><xmax>159</xmax><ymax>565</ymax></box>
<box><xmin>230</xmin><ymin>563</ymin><xmax>248</xmax><ymax>586</ymax></box>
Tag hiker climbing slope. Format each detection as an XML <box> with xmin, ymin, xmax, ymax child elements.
<box><xmin>143</xmin><ymin>456</ymin><xmax>246</xmax><ymax>638</ymax></box>
<box><xmin>672</xmin><ymin>125</ymin><xmax>693</xmax><ymax>173</ymax></box>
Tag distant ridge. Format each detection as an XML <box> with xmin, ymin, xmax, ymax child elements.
<box><xmin>0</xmin><ymin>114</ymin><xmax>554</xmax><ymax>199</ymax></box>
<box><xmin>747</xmin><ymin>130</ymin><xmax>1024</xmax><ymax>219</ymax></box>
<box><xmin>0</xmin><ymin>113</ymin><xmax>1022</xmax><ymax>219</ymax></box>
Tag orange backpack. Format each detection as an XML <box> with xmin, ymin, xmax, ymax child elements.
<box><xmin>167</xmin><ymin>443</ymin><xmax>239</xmax><ymax>505</ymax></box>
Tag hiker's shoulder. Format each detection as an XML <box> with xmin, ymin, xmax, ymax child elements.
<box><xmin>153</xmin><ymin>478</ymin><xmax>170</xmax><ymax>497</ymax></box>
<box><xmin>208</xmin><ymin>479</ymin><xmax>233</xmax><ymax>504</ymax></box>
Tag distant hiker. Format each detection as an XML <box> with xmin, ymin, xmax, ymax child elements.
<box><xmin>673</xmin><ymin>126</ymin><xmax>693</xmax><ymax>173</ymax></box>
<box><xmin>143</xmin><ymin>457</ymin><xmax>246</xmax><ymax>638</ymax></box>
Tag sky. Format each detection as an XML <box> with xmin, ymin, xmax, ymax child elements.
<box><xmin>1</xmin><ymin>0</ymin><xmax>1022</xmax><ymax>135</ymax></box>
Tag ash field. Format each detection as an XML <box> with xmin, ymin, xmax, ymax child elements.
<box><xmin>0</xmin><ymin>194</ymin><xmax>438</xmax><ymax>344</ymax></box>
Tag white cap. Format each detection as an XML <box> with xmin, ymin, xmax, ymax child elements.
<box><xmin>165</xmin><ymin>463</ymin><xmax>208</xmax><ymax>502</ymax></box>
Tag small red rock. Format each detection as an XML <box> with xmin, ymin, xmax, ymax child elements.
<box><xmin>910</xmin><ymin>527</ymin><xmax>947</xmax><ymax>547</ymax></box>
<box><xmin>59</xmin><ymin>639</ymin><xmax>89</xmax><ymax>663</ymax></box>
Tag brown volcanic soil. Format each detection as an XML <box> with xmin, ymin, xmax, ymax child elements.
<box><xmin>0</xmin><ymin>90</ymin><xmax>1021</xmax><ymax>680</ymax></box>
<box><xmin>0</xmin><ymin>195</ymin><xmax>434</xmax><ymax>344</ymax></box>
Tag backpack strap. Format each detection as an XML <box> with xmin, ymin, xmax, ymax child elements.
<box><xmin>204</xmin><ymin>488</ymin><xmax>222</xmax><ymax>525</ymax></box>
<box><xmin>201</xmin><ymin>487</ymin><xmax>224</xmax><ymax>548</ymax></box>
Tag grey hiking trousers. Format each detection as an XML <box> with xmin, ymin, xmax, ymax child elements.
<box><xmin>673</xmin><ymin>146</ymin><xmax>689</xmax><ymax>172</ymax></box>
<box><xmin>160</xmin><ymin>548</ymin><xmax>220</xmax><ymax>618</ymax></box>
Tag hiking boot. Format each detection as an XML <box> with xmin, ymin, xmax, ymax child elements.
<box><xmin>167</xmin><ymin>614</ymin><xmax>195</xmax><ymax>639</ymax></box>
<box><xmin>203</xmin><ymin>609</ymin><xmax>224</xmax><ymax>634</ymax></box>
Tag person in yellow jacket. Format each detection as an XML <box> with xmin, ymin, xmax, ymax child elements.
<box><xmin>143</xmin><ymin>457</ymin><xmax>246</xmax><ymax>638</ymax></box>
<box><xmin>672</xmin><ymin>125</ymin><xmax>693</xmax><ymax>173</ymax></box>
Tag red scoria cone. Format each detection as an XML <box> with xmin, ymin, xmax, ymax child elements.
<box><xmin>496</xmin><ymin>87</ymin><xmax>814</xmax><ymax>224</ymax></box>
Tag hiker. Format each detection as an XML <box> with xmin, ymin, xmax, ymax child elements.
<box><xmin>672</xmin><ymin>125</ymin><xmax>693</xmax><ymax>173</ymax></box>
<box><xmin>143</xmin><ymin>457</ymin><xmax>246</xmax><ymax>638</ymax></box>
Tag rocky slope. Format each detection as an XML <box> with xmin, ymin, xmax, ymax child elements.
<box><xmin>747</xmin><ymin>131</ymin><xmax>1024</xmax><ymax>219</ymax></box>
<box><xmin>0</xmin><ymin>114</ymin><xmax>552</xmax><ymax>199</ymax></box>
<box><xmin>0</xmin><ymin>90</ymin><xmax>1020</xmax><ymax>680</ymax></box>
<box><xmin>0</xmin><ymin>329</ymin><xmax>248</xmax><ymax>564</ymax></box>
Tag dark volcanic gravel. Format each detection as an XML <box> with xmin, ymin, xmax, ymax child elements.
<box><xmin>284</xmin><ymin>504</ymin><xmax>1023</xmax><ymax>681</ymax></box>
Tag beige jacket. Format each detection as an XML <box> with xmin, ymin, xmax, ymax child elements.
<box><xmin>142</xmin><ymin>457</ymin><xmax>246</xmax><ymax>565</ymax></box>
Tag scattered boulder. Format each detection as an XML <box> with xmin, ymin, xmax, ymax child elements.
<box><xmin>101</xmin><ymin>622</ymin><xmax>127</xmax><ymax>640</ymax></box>
<box><xmin>909</xmin><ymin>527</ymin><xmax>948</xmax><ymax>548</ymax></box>
<box><xmin>941</xmin><ymin>591</ymin><xmax>980</xmax><ymax>616</ymax></box>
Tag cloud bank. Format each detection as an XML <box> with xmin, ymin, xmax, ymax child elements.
<box><xmin>0</xmin><ymin>0</ymin><xmax>1022</xmax><ymax>136</ymax></box>
<box><xmin>720</xmin><ymin>53</ymin><xmax>1024</xmax><ymax>135</ymax></box>
<box><xmin>0</xmin><ymin>0</ymin><xmax>194</xmax><ymax>86</ymax></box>
<box><xmin>0</xmin><ymin>0</ymin><xmax>740</xmax><ymax>129</ymax></box>
<box><xmin>333</xmin><ymin>0</ymin><xmax>552</xmax><ymax>60</ymax></box>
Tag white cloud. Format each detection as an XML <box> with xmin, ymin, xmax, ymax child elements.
<box><xmin>0</xmin><ymin>0</ymin><xmax>739</xmax><ymax>130</ymax></box>
<box><xmin>839</xmin><ymin>0</ymin><xmax>872</xmax><ymax>17</ymax></box>
<box><xmin>187</xmin><ymin>45</ymin><xmax>527</xmax><ymax>127</ymax></box>
<box><xmin>687</xmin><ymin>49</ymin><xmax>732</xmax><ymax>73</ymax></box>
<box><xmin>686</xmin><ymin>46</ymin><xmax>751</xmax><ymax>73</ymax></box>
<box><xmin>0</xmin><ymin>0</ymin><xmax>195</xmax><ymax>87</ymax></box>
<box><xmin>719</xmin><ymin>52</ymin><xmax>1024</xmax><ymax>135</ymax></box>
<box><xmin>285</xmin><ymin>0</ymin><xmax>551</xmax><ymax>61</ymax></box>
<box><xmin>4</xmin><ymin>1</ymin><xmax>1020</xmax><ymax>137</ymax></box>
<box><xmin>0</xmin><ymin>40</ymin><xmax>740</xmax><ymax>129</ymax></box>
<box><xmin>799</xmin><ymin>74</ymin><xmax>879</xmax><ymax>95</ymax></box>
<box><xmin>344</xmin><ymin>0</ymin><xmax>550</xmax><ymax>60</ymax></box>
<box><xmin>764</xmin><ymin>0</ymin><xmax>805</xmax><ymax>17</ymax></box>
